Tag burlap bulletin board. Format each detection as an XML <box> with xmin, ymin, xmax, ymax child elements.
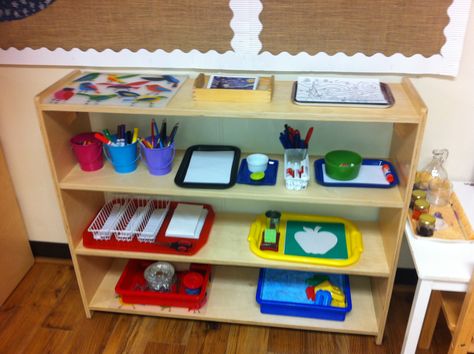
<box><xmin>259</xmin><ymin>0</ymin><xmax>452</xmax><ymax>57</ymax></box>
<box><xmin>0</xmin><ymin>0</ymin><xmax>452</xmax><ymax>56</ymax></box>
<box><xmin>0</xmin><ymin>0</ymin><xmax>233</xmax><ymax>52</ymax></box>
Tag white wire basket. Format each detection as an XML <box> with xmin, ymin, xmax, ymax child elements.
<box><xmin>114</xmin><ymin>198</ymin><xmax>152</xmax><ymax>242</ymax></box>
<box><xmin>87</xmin><ymin>195</ymin><xmax>131</xmax><ymax>240</ymax></box>
<box><xmin>88</xmin><ymin>194</ymin><xmax>170</xmax><ymax>242</ymax></box>
<box><xmin>136</xmin><ymin>200</ymin><xmax>170</xmax><ymax>243</ymax></box>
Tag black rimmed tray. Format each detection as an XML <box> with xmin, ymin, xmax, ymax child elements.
<box><xmin>174</xmin><ymin>145</ymin><xmax>241</xmax><ymax>189</ymax></box>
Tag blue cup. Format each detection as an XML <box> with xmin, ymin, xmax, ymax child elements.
<box><xmin>104</xmin><ymin>141</ymin><xmax>139</xmax><ymax>174</ymax></box>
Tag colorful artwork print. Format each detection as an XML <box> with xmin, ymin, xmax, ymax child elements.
<box><xmin>47</xmin><ymin>72</ymin><xmax>187</xmax><ymax>108</ymax></box>
<box><xmin>284</xmin><ymin>221</ymin><xmax>348</xmax><ymax>260</ymax></box>
<box><xmin>207</xmin><ymin>75</ymin><xmax>258</xmax><ymax>90</ymax></box>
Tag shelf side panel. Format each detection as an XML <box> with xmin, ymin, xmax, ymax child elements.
<box><xmin>60</xmin><ymin>190</ymin><xmax>105</xmax><ymax>248</ymax></box>
<box><xmin>40</xmin><ymin>110</ymin><xmax>92</xmax><ymax>182</ymax></box>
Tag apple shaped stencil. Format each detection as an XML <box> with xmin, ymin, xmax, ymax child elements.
<box><xmin>295</xmin><ymin>226</ymin><xmax>338</xmax><ymax>254</ymax></box>
<box><xmin>284</xmin><ymin>221</ymin><xmax>348</xmax><ymax>259</ymax></box>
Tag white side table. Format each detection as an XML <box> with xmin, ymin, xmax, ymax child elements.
<box><xmin>401</xmin><ymin>181</ymin><xmax>474</xmax><ymax>354</ymax></box>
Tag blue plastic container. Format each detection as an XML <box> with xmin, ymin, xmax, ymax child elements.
<box><xmin>104</xmin><ymin>141</ymin><xmax>139</xmax><ymax>174</ymax></box>
<box><xmin>256</xmin><ymin>268</ymin><xmax>352</xmax><ymax>321</ymax></box>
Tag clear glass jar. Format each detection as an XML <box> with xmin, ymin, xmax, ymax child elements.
<box><xmin>416</xmin><ymin>214</ymin><xmax>436</xmax><ymax>237</ymax></box>
<box><xmin>415</xmin><ymin>149</ymin><xmax>449</xmax><ymax>190</ymax></box>
<box><xmin>412</xmin><ymin>199</ymin><xmax>430</xmax><ymax>220</ymax></box>
<box><xmin>410</xmin><ymin>189</ymin><xmax>426</xmax><ymax>209</ymax></box>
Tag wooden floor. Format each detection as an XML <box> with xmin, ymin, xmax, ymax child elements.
<box><xmin>0</xmin><ymin>260</ymin><xmax>452</xmax><ymax>354</ymax></box>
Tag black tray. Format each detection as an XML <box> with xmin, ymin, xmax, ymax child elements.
<box><xmin>174</xmin><ymin>145</ymin><xmax>241</xmax><ymax>189</ymax></box>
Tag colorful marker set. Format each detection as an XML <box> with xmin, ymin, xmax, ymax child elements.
<box><xmin>142</xmin><ymin>118</ymin><xmax>179</xmax><ymax>149</ymax></box>
<box><xmin>279</xmin><ymin>124</ymin><xmax>314</xmax><ymax>149</ymax></box>
<box><xmin>94</xmin><ymin>125</ymin><xmax>139</xmax><ymax>147</ymax></box>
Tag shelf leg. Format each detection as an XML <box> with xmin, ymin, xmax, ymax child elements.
<box><xmin>401</xmin><ymin>279</ymin><xmax>433</xmax><ymax>354</ymax></box>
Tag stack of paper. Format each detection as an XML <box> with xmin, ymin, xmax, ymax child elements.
<box><xmin>165</xmin><ymin>203</ymin><xmax>208</xmax><ymax>239</ymax></box>
<box><xmin>294</xmin><ymin>77</ymin><xmax>392</xmax><ymax>106</ymax></box>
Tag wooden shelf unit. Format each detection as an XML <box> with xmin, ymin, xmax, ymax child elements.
<box><xmin>36</xmin><ymin>71</ymin><xmax>427</xmax><ymax>345</ymax></box>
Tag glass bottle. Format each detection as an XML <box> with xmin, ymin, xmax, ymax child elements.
<box><xmin>415</xmin><ymin>149</ymin><xmax>449</xmax><ymax>190</ymax></box>
<box><xmin>412</xmin><ymin>199</ymin><xmax>430</xmax><ymax>221</ymax></box>
<box><xmin>410</xmin><ymin>189</ymin><xmax>426</xmax><ymax>209</ymax></box>
<box><xmin>416</xmin><ymin>214</ymin><xmax>436</xmax><ymax>237</ymax></box>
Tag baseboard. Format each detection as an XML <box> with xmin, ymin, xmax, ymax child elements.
<box><xmin>29</xmin><ymin>241</ymin><xmax>419</xmax><ymax>284</ymax></box>
<box><xmin>29</xmin><ymin>241</ymin><xmax>71</xmax><ymax>259</ymax></box>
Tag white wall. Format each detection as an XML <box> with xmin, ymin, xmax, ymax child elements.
<box><xmin>0</xmin><ymin>8</ymin><xmax>472</xmax><ymax>267</ymax></box>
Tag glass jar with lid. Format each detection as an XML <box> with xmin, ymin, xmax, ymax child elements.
<box><xmin>410</xmin><ymin>189</ymin><xmax>426</xmax><ymax>209</ymax></box>
<box><xmin>412</xmin><ymin>199</ymin><xmax>430</xmax><ymax>220</ymax></box>
<box><xmin>416</xmin><ymin>214</ymin><xmax>436</xmax><ymax>237</ymax></box>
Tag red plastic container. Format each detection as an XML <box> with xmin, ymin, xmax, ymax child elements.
<box><xmin>83</xmin><ymin>202</ymin><xmax>214</xmax><ymax>256</ymax></box>
<box><xmin>115</xmin><ymin>260</ymin><xmax>211</xmax><ymax>309</ymax></box>
<box><xmin>70</xmin><ymin>132</ymin><xmax>104</xmax><ymax>171</ymax></box>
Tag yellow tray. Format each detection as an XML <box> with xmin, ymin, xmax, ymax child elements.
<box><xmin>248</xmin><ymin>213</ymin><xmax>364</xmax><ymax>267</ymax></box>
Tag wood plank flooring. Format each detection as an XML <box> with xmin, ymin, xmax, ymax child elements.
<box><xmin>0</xmin><ymin>260</ymin><xmax>452</xmax><ymax>354</ymax></box>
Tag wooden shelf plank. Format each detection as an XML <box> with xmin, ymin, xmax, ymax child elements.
<box><xmin>89</xmin><ymin>261</ymin><xmax>379</xmax><ymax>335</ymax></box>
<box><xmin>60</xmin><ymin>152</ymin><xmax>404</xmax><ymax>208</ymax></box>
<box><xmin>76</xmin><ymin>213</ymin><xmax>390</xmax><ymax>277</ymax></box>
<box><xmin>38</xmin><ymin>75</ymin><xmax>421</xmax><ymax>124</ymax></box>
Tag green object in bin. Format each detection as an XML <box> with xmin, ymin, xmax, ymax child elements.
<box><xmin>324</xmin><ymin>150</ymin><xmax>362</xmax><ymax>181</ymax></box>
<box><xmin>264</xmin><ymin>229</ymin><xmax>277</xmax><ymax>243</ymax></box>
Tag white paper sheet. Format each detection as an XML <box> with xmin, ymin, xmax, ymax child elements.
<box><xmin>165</xmin><ymin>203</ymin><xmax>206</xmax><ymax>239</ymax></box>
<box><xmin>296</xmin><ymin>77</ymin><xmax>388</xmax><ymax>104</ymax></box>
<box><xmin>322</xmin><ymin>163</ymin><xmax>390</xmax><ymax>185</ymax></box>
<box><xmin>183</xmin><ymin>150</ymin><xmax>235</xmax><ymax>184</ymax></box>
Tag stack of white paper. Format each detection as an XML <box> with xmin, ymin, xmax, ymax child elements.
<box><xmin>165</xmin><ymin>203</ymin><xmax>208</xmax><ymax>239</ymax></box>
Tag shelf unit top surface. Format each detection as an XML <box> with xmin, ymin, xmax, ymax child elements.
<box><xmin>89</xmin><ymin>261</ymin><xmax>379</xmax><ymax>335</ymax></box>
<box><xmin>37</xmin><ymin>71</ymin><xmax>424</xmax><ymax>123</ymax></box>
<box><xmin>76</xmin><ymin>213</ymin><xmax>390</xmax><ymax>277</ymax></box>
<box><xmin>60</xmin><ymin>152</ymin><xmax>404</xmax><ymax>208</ymax></box>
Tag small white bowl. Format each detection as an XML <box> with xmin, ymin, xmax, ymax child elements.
<box><xmin>247</xmin><ymin>153</ymin><xmax>269</xmax><ymax>173</ymax></box>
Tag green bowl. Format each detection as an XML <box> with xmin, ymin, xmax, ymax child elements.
<box><xmin>324</xmin><ymin>150</ymin><xmax>362</xmax><ymax>181</ymax></box>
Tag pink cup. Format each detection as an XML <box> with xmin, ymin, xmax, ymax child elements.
<box><xmin>70</xmin><ymin>132</ymin><xmax>104</xmax><ymax>171</ymax></box>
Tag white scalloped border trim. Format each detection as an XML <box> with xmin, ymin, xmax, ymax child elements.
<box><xmin>0</xmin><ymin>0</ymin><xmax>470</xmax><ymax>76</ymax></box>
<box><xmin>229</xmin><ymin>0</ymin><xmax>262</xmax><ymax>54</ymax></box>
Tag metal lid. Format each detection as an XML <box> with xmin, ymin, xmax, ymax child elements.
<box><xmin>412</xmin><ymin>189</ymin><xmax>427</xmax><ymax>200</ymax></box>
<box><xmin>414</xmin><ymin>199</ymin><xmax>430</xmax><ymax>210</ymax></box>
<box><xmin>419</xmin><ymin>213</ymin><xmax>436</xmax><ymax>226</ymax></box>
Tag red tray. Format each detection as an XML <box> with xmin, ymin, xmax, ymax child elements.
<box><xmin>115</xmin><ymin>260</ymin><xmax>211</xmax><ymax>309</ymax></box>
<box><xmin>83</xmin><ymin>202</ymin><xmax>214</xmax><ymax>255</ymax></box>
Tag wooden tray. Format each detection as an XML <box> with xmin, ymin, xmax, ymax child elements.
<box><xmin>192</xmin><ymin>73</ymin><xmax>274</xmax><ymax>103</ymax></box>
<box><xmin>410</xmin><ymin>192</ymin><xmax>473</xmax><ymax>241</ymax></box>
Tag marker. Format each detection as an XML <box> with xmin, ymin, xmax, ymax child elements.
<box><xmin>94</xmin><ymin>132</ymin><xmax>116</xmax><ymax>146</ymax></box>
<box><xmin>152</xmin><ymin>119</ymin><xmax>161</xmax><ymax>147</ymax></box>
<box><xmin>382</xmin><ymin>164</ymin><xmax>394</xmax><ymax>183</ymax></box>
<box><xmin>160</xmin><ymin>119</ymin><xmax>167</xmax><ymax>146</ymax></box>
<box><xmin>304</xmin><ymin>127</ymin><xmax>314</xmax><ymax>148</ymax></box>
<box><xmin>102</xmin><ymin>129</ymin><xmax>113</xmax><ymax>141</ymax></box>
<box><xmin>132</xmin><ymin>128</ymin><xmax>139</xmax><ymax>143</ymax></box>
<box><xmin>167</xmin><ymin>123</ymin><xmax>179</xmax><ymax>146</ymax></box>
<box><xmin>151</xmin><ymin>120</ymin><xmax>156</xmax><ymax>148</ymax></box>
<box><xmin>140</xmin><ymin>137</ymin><xmax>153</xmax><ymax>149</ymax></box>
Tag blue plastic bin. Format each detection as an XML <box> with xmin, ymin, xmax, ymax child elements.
<box><xmin>256</xmin><ymin>268</ymin><xmax>352</xmax><ymax>321</ymax></box>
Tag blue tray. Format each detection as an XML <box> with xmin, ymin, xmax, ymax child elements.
<box><xmin>237</xmin><ymin>158</ymin><xmax>278</xmax><ymax>186</ymax></box>
<box><xmin>256</xmin><ymin>268</ymin><xmax>352</xmax><ymax>321</ymax></box>
<box><xmin>314</xmin><ymin>158</ymin><xmax>399</xmax><ymax>188</ymax></box>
